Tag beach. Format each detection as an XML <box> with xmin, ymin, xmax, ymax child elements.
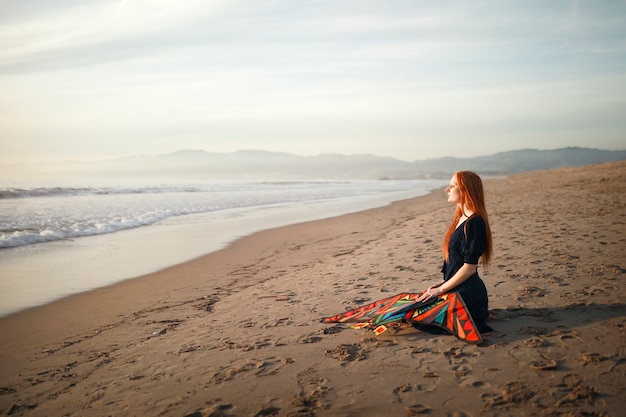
<box><xmin>1</xmin><ymin>161</ymin><xmax>625</xmax><ymax>416</ymax></box>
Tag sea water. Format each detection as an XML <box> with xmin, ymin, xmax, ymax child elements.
<box><xmin>0</xmin><ymin>179</ymin><xmax>447</xmax><ymax>316</ymax></box>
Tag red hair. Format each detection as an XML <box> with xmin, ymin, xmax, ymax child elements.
<box><xmin>442</xmin><ymin>171</ymin><xmax>492</xmax><ymax>268</ymax></box>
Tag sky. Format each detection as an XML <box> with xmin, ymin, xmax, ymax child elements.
<box><xmin>1</xmin><ymin>0</ymin><xmax>625</xmax><ymax>164</ymax></box>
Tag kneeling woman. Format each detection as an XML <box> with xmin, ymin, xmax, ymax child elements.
<box><xmin>418</xmin><ymin>170</ymin><xmax>493</xmax><ymax>333</ymax></box>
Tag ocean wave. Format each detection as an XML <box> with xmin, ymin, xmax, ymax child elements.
<box><xmin>0</xmin><ymin>186</ymin><xmax>204</xmax><ymax>199</ymax></box>
<box><xmin>0</xmin><ymin>187</ymin><xmax>92</xmax><ymax>199</ymax></box>
<box><xmin>0</xmin><ymin>179</ymin><xmax>446</xmax><ymax>249</ymax></box>
<box><xmin>0</xmin><ymin>181</ymin><xmax>350</xmax><ymax>199</ymax></box>
<box><xmin>0</xmin><ymin>211</ymin><xmax>179</xmax><ymax>248</ymax></box>
<box><xmin>0</xmin><ymin>191</ymin><xmax>321</xmax><ymax>248</ymax></box>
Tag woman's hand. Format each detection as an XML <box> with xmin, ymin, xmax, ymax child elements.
<box><xmin>418</xmin><ymin>283</ymin><xmax>444</xmax><ymax>302</ymax></box>
<box><xmin>418</xmin><ymin>263</ymin><xmax>477</xmax><ymax>302</ymax></box>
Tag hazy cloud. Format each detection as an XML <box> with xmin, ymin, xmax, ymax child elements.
<box><xmin>1</xmin><ymin>0</ymin><xmax>625</xmax><ymax>163</ymax></box>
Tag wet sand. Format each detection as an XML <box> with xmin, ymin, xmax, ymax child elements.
<box><xmin>1</xmin><ymin>161</ymin><xmax>625</xmax><ymax>416</ymax></box>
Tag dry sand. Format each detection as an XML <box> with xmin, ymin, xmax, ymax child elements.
<box><xmin>1</xmin><ymin>161</ymin><xmax>625</xmax><ymax>417</ymax></box>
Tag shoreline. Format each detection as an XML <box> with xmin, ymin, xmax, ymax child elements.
<box><xmin>0</xmin><ymin>187</ymin><xmax>446</xmax><ymax>325</ymax></box>
<box><xmin>0</xmin><ymin>185</ymin><xmax>443</xmax><ymax>317</ymax></box>
<box><xmin>1</xmin><ymin>162</ymin><xmax>625</xmax><ymax>417</ymax></box>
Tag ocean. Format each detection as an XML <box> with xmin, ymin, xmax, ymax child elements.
<box><xmin>0</xmin><ymin>179</ymin><xmax>447</xmax><ymax>316</ymax></box>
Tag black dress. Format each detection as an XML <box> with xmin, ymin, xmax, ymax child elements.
<box><xmin>442</xmin><ymin>215</ymin><xmax>492</xmax><ymax>332</ymax></box>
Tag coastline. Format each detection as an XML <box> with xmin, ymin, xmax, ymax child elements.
<box><xmin>0</xmin><ymin>185</ymin><xmax>443</xmax><ymax>317</ymax></box>
<box><xmin>1</xmin><ymin>161</ymin><xmax>625</xmax><ymax>416</ymax></box>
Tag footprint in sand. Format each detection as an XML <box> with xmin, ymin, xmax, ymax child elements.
<box><xmin>550</xmin><ymin>327</ymin><xmax>583</xmax><ymax>342</ymax></box>
<box><xmin>346</xmin><ymin>296</ymin><xmax>372</xmax><ymax>306</ymax></box>
<box><xmin>552</xmin><ymin>374</ymin><xmax>599</xmax><ymax>407</ymax></box>
<box><xmin>254</xmin><ymin>357</ymin><xmax>295</xmax><ymax>377</ymax></box>
<box><xmin>515</xmin><ymin>286</ymin><xmax>546</xmax><ymax>300</ymax></box>
<box><xmin>299</xmin><ymin>334</ymin><xmax>323</xmax><ymax>344</ymax></box>
<box><xmin>579</xmin><ymin>352</ymin><xmax>610</xmax><ymax>365</ymax></box>
<box><xmin>507</xmin><ymin>345</ymin><xmax>562</xmax><ymax>371</ymax></box>
<box><xmin>442</xmin><ymin>345</ymin><xmax>482</xmax><ymax>366</ymax></box>
<box><xmin>481</xmin><ymin>381</ymin><xmax>536</xmax><ymax>410</ymax></box>
<box><xmin>325</xmin><ymin>343</ymin><xmax>367</xmax><ymax>364</ymax></box>
<box><xmin>184</xmin><ymin>403</ymin><xmax>234</xmax><ymax>417</ymax></box>
<box><xmin>252</xmin><ymin>406</ymin><xmax>280</xmax><ymax>416</ymax></box>
<box><xmin>289</xmin><ymin>367</ymin><xmax>331</xmax><ymax>415</ymax></box>
<box><xmin>210</xmin><ymin>359</ymin><xmax>260</xmax><ymax>384</ymax></box>
<box><xmin>209</xmin><ymin>356</ymin><xmax>294</xmax><ymax>383</ymax></box>
<box><xmin>261</xmin><ymin>317</ymin><xmax>291</xmax><ymax>328</ymax></box>
<box><xmin>218</xmin><ymin>336</ymin><xmax>275</xmax><ymax>352</ymax></box>
<box><xmin>523</xmin><ymin>336</ymin><xmax>549</xmax><ymax>348</ymax></box>
<box><xmin>392</xmin><ymin>384</ymin><xmax>433</xmax><ymax>414</ymax></box>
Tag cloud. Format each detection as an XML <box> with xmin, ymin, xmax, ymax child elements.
<box><xmin>0</xmin><ymin>0</ymin><xmax>232</xmax><ymax>72</ymax></box>
<box><xmin>0</xmin><ymin>0</ymin><xmax>625</xmax><ymax>163</ymax></box>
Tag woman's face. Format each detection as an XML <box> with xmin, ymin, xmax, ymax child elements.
<box><xmin>446</xmin><ymin>174</ymin><xmax>461</xmax><ymax>205</ymax></box>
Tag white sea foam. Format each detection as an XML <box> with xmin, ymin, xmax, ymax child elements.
<box><xmin>0</xmin><ymin>179</ymin><xmax>448</xmax><ymax>317</ymax></box>
<box><xmin>0</xmin><ymin>180</ymin><xmax>445</xmax><ymax>249</ymax></box>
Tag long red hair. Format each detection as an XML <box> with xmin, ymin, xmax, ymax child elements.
<box><xmin>442</xmin><ymin>171</ymin><xmax>492</xmax><ymax>268</ymax></box>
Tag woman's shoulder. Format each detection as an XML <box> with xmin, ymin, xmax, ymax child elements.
<box><xmin>465</xmin><ymin>214</ymin><xmax>487</xmax><ymax>231</ymax></box>
<box><xmin>467</xmin><ymin>214</ymin><xmax>485</xmax><ymax>225</ymax></box>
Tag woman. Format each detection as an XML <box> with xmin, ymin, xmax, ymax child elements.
<box><xmin>418</xmin><ymin>171</ymin><xmax>493</xmax><ymax>332</ymax></box>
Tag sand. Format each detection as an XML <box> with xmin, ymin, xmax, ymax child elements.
<box><xmin>1</xmin><ymin>161</ymin><xmax>625</xmax><ymax>417</ymax></box>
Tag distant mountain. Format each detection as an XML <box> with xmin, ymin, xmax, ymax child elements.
<box><xmin>411</xmin><ymin>147</ymin><xmax>626</xmax><ymax>177</ymax></box>
<box><xmin>3</xmin><ymin>147</ymin><xmax>626</xmax><ymax>180</ymax></box>
<box><xmin>22</xmin><ymin>149</ymin><xmax>418</xmax><ymax>180</ymax></box>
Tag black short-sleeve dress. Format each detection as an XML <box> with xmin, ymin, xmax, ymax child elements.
<box><xmin>442</xmin><ymin>215</ymin><xmax>491</xmax><ymax>331</ymax></box>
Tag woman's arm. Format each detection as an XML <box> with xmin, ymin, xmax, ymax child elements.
<box><xmin>418</xmin><ymin>263</ymin><xmax>477</xmax><ymax>301</ymax></box>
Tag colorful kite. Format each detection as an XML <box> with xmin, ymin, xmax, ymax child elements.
<box><xmin>321</xmin><ymin>292</ymin><xmax>483</xmax><ymax>344</ymax></box>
